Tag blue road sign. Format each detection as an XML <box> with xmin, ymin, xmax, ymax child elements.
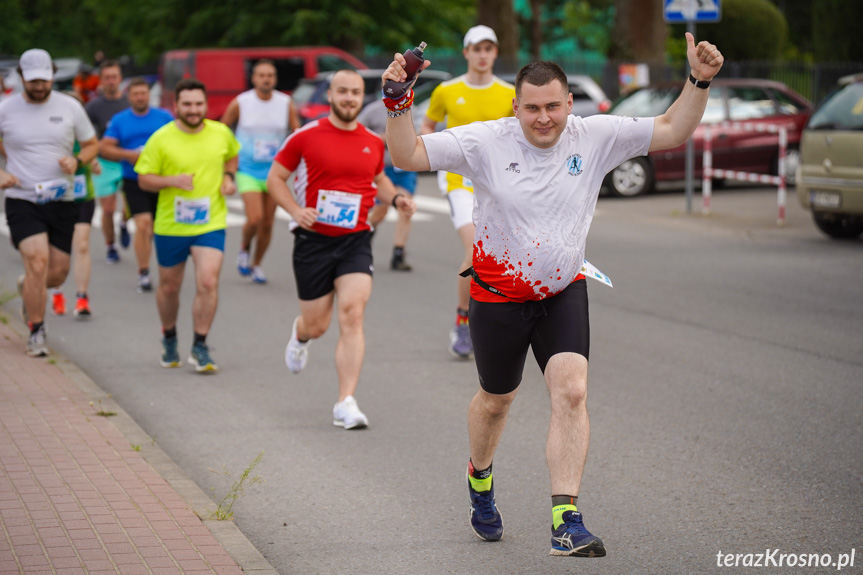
<box><xmin>664</xmin><ymin>0</ymin><xmax>721</xmax><ymax>23</ymax></box>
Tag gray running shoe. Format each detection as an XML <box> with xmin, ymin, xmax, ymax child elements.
<box><xmin>449</xmin><ymin>323</ymin><xmax>473</xmax><ymax>359</ymax></box>
<box><xmin>26</xmin><ymin>325</ymin><xmax>48</xmax><ymax>358</ymax></box>
<box><xmin>137</xmin><ymin>272</ymin><xmax>152</xmax><ymax>293</ymax></box>
<box><xmin>160</xmin><ymin>336</ymin><xmax>181</xmax><ymax>368</ymax></box>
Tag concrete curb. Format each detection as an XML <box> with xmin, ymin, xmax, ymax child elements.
<box><xmin>0</xmin><ymin>305</ymin><xmax>279</xmax><ymax>575</ymax></box>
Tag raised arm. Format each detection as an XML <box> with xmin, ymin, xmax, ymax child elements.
<box><xmin>649</xmin><ymin>32</ymin><xmax>724</xmax><ymax>152</ymax></box>
<box><xmin>382</xmin><ymin>54</ymin><xmax>432</xmax><ymax>172</ymax></box>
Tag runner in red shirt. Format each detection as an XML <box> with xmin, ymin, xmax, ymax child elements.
<box><xmin>268</xmin><ymin>69</ymin><xmax>416</xmax><ymax>429</ymax></box>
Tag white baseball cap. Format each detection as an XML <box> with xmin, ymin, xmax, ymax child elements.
<box><xmin>19</xmin><ymin>49</ymin><xmax>54</xmax><ymax>82</ymax></box>
<box><xmin>463</xmin><ymin>25</ymin><xmax>498</xmax><ymax>48</ymax></box>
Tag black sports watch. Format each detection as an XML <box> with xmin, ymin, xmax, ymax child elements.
<box><xmin>689</xmin><ymin>74</ymin><xmax>711</xmax><ymax>89</ymax></box>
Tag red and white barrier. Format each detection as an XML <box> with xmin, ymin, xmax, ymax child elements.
<box><xmin>702</xmin><ymin>123</ymin><xmax>789</xmax><ymax>226</ymax></box>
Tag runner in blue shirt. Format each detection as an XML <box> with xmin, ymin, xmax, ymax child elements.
<box><xmin>100</xmin><ymin>78</ymin><xmax>173</xmax><ymax>292</ymax></box>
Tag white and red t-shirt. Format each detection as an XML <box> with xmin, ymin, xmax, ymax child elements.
<box><xmin>422</xmin><ymin>114</ymin><xmax>653</xmax><ymax>303</ymax></box>
<box><xmin>274</xmin><ymin>118</ymin><xmax>385</xmax><ymax>237</ymax></box>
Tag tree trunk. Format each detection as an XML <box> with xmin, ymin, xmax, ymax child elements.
<box><xmin>610</xmin><ymin>0</ymin><xmax>667</xmax><ymax>62</ymax></box>
<box><xmin>477</xmin><ymin>0</ymin><xmax>520</xmax><ymax>73</ymax></box>
<box><xmin>530</xmin><ymin>0</ymin><xmax>543</xmax><ymax>62</ymax></box>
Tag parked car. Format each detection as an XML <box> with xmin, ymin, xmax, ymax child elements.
<box><xmin>796</xmin><ymin>73</ymin><xmax>863</xmax><ymax>239</ymax></box>
<box><xmin>158</xmin><ymin>46</ymin><xmax>367</xmax><ymax>119</ymax></box>
<box><xmin>293</xmin><ymin>69</ymin><xmax>451</xmax><ymax>125</ymax></box>
<box><xmin>603</xmin><ymin>78</ymin><xmax>812</xmax><ymax>197</ymax></box>
<box><xmin>500</xmin><ymin>73</ymin><xmax>611</xmax><ymax>118</ymax></box>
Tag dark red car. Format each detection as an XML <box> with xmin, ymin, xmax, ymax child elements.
<box><xmin>604</xmin><ymin>78</ymin><xmax>812</xmax><ymax>197</ymax></box>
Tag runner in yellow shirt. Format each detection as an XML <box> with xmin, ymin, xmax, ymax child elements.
<box><xmin>136</xmin><ymin>79</ymin><xmax>240</xmax><ymax>373</ymax></box>
<box><xmin>420</xmin><ymin>25</ymin><xmax>516</xmax><ymax>359</ymax></box>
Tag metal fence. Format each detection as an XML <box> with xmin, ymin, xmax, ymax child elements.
<box><xmin>365</xmin><ymin>53</ymin><xmax>863</xmax><ymax>106</ymax></box>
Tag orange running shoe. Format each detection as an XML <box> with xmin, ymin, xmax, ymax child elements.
<box><xmin>52</xmin><ymin>292</ymin><xmax>66</xmax><ymax>316</ymax></box>
<box><xmin>73</xmin><ymin>296</ymin><xmax>91</xmax><ymax>319</ymax></box>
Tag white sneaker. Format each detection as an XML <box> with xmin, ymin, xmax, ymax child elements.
<box><xmin>26</xmin><ymin>325</ymin><xmax>48</xmax><ymax>357</ymax></box>
<box><xmin>251</xmin><ymin>266</ymin><xmax>267</xmax><ymax>284</ymax></box>
<box><xmin>284</xmin><ymin>317</ymin><xmax>309</xmax><ymax>373</ymax></box>
<box><xmin>333</xmin><ymin>396</ymin><xmax>368</xmax><ymax>429</ymax></box>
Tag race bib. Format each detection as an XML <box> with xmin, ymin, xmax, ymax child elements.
<box><xmin>34</xmin><ymin>178</ymin><xmax>71</xmax><ymax>204</ymax></box>
<box><xmin>253</xmin><ymin>137</ymin><xmax>281</xmax><ymax>163</ymax></box>
<box><xmin>174</xmin><ymin>197</ymin><xmax>210</xmax><ymax>225</ymax></box>
<box><xmin>72</xmin><ymin>175</ymin><xmax>88</xmax><ymax>200</ymax></box>
<box><xmin>316</xmin><ymin>189</ymin><xmax>360</xmax><ymax>229</ymax></box>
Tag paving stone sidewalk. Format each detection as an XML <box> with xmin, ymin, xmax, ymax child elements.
<box><xmin>0</xmin><ymin>319</ymin><xmax>276</xmax><ymax>574</ymax></box>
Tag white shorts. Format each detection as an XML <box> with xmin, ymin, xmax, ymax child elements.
<box><xmin>447</xmin><ymin>187</ymin><xmax>475</xmax><ymax>231</ymax></box>
<box><xmin>437</xmin><ymin>171</ymin><xmax>475</xmax><ymax>231</ymax></box>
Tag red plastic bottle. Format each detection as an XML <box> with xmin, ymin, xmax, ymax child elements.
<box><xmin>383</xmin><ymin>42</ymin><xmax>427</xmax><ymax>100</ymax></box>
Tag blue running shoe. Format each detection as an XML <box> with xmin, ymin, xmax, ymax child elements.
<box><xmin>188</xmin><ymin>342</ymin><xmax>218</xmax><ymax>373</ymax></box>
<box><xmin>251</xmin><ymin>266</ymin><xmax>267</xmax><ymax>284</ymax></box>
<box><xmin>466</xmin><ymin>468</ymin><xmax>503</xmax><ymax>541</ymax></box>
<box><xmin>160</xmin><ymin>336</ymin><xmax>181</xmax><ymax>368</ymax></box>
<box><xmin>550</xmin><ymin>510</ymin><xmax>606</xmax><ymax>557</ymax></box>
<box><xmin>236</xmin><ymin>250</ymin><xmax>251</xmax><ymax>277</ymax></box>
<box><xmin>106</xmin><ymin>245</ymin><xmax>120</xmax><ymax>264</ymax></box>
<box><xmin>120</xmin><ymin>223</ymin><xmax>131</xmax><ymax>249</ymax></box>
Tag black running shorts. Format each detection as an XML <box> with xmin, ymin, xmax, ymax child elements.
<box><xmin>123</xmin><ymin>178</ymin><xmax>158</xmax><ymax>217</ymax></box>
<box><xmin>5</xmin><ymin>197</ymin><xmax>77</xmax><ymax>254</ymax></box>
<box><xmin>76</xmin><ymin>199</ymin><xmax>96</xmax><ymax>225</ymax></box>
<box><xmin>470</xmin><ymin>279</ymin><xmax>590</xmax><ymax>395</ymax></box>
<box><xmin>292</xmin><ymin>229</ymin><xmax>373</xmax><ymax>301</ymax></box>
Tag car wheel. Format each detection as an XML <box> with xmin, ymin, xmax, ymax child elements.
<box><xmin>606</xmin><ymin>157</ymin><xmax>654</xmax><ymax>197</ymax></box>
<box><xmin>812</xmin><ymin>211</ymin><xmax>863</xmax><ymax>239</ymax></box>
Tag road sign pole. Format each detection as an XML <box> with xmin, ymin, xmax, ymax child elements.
<box><xmin>685</xmin><ymin>19</ymin><xmax>696</xmax><ymax>214</ymax></box>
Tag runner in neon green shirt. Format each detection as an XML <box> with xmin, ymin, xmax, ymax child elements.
<box><xmin>136</xmin><ymin>79</ymin><xmax>240</xmax><ymax>373</ymax></box>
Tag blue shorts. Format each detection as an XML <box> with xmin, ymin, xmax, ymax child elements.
<box><xmin>385</xmin><ymin>165</ymin><xmax>417</xmax><ymax>194</ymax></box>
<box><xmin>154</xmin><ymin>229</ymin><xmax>226</xmax><ymax>268</ymax></box>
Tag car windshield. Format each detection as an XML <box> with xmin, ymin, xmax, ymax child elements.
<box><xmin>808</xmin><ymin>81</ymin><xmax>863</xmax><ymax>130</ymax></box>
<box><xmin>291</xmin><ymin>82</ymin><xmax>317</xmax><ymax>106</ymax></box>
<box><xmin>610</xmin><ymin>87</ymin><xmax>679</xmax><ymax>117</ymax></box>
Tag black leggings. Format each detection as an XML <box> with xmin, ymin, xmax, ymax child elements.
<box><xmin>469</xmin><ymin>280</ymin><xmax>589</xmax><ymax>395</ymax></box>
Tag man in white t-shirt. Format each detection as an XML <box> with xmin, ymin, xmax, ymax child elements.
<box><xmin>383</xmin><ymin>33</ymin><xmax>723</xmax><ymax>556</ymax></box>
<box><xmin>0</xmin><ymin>48</ymin><xmax>98</xmax><ymax>357</ymax></box>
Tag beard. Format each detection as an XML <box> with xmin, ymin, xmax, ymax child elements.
<box><xmin>331</xmin><ymin>102</ymin><xmax>360</xmax><ymax>123</ymax></box>
<box><xmin>24</xmin><ymin>85</ymin><xmax>51</xmax><ymax>102</ymax></box>
<box><xmin>178</xmin><ymin>113</ymin><xmax>204</xmax><ymax>129</ymax></box>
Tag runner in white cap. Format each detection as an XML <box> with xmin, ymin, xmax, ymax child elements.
<box><xmin>0</xmin><ymin>49</ymin><xmax>98</xmax><ymax>356</ymax></box>
<box><xmin>420</xmin><ymin>25</ymin><xmax>516</xmax><ymax>359</ymax></box>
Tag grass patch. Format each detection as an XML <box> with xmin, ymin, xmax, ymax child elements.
<box><xmin>205</xmin><ymin>452</ymin><xmax>265</xmax><ymax>521</ymax></box>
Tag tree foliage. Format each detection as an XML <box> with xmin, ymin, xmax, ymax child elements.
<box><xmin>1</xmin><ymin>0</ymin><xmax>474</xmax><ymax>64</ymax></box>
<box><xmin>812</xmin><ymin>0</ymin><xmax>863</xmax><ymax>62</ymax></box>
<box><xmin>689</xmin><ymin>0</ymin><xmax>787</xmax><ymax>61</ymax></box>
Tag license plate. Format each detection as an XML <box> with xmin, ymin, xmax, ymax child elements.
<box><xmin>810</xmin><ymin>190</ymin><xmax>841</xmax><ymax>208</ymax></box>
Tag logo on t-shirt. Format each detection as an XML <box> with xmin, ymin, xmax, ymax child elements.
<box><xmin>456</xmin><ymin>97</ymin><xmax>466</xmax><ymax>105</ymax></box>
<box><xmin>505</xmin><ymin>162</ymin><xmax>521</xmax><ymax>173</ymax></box>
<box><xmin>566</xmin><ymin>154</ymin><xmax>583</xmax><ymax>176</ymax></box>
<box><xmin>49</xmin><ymin>116</ymin><xmax>63</xmax><ymax>124</ymax></box>
<box><xmin>362</xmin><ymin>146</ymin><xmax>371</xmax><ymax>154</ymax></box>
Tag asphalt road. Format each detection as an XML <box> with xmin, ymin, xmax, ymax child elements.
<box><xmin>2</xmin><ymin>177</ymin><xmax>861</xmax><ymax>575</ymax></box>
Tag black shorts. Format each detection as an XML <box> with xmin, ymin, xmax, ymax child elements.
<box><xmin>5</xmin><ymin>197</ymin><xmax>76</xmax><ymax>254</ymax></box>
<box><xmin>470</xmin><ymin>279</ymin><xmax>590</xmax><ymax>395</ymax></box>
<box><xmin>76</xmin><ymin>199</ymin><xmax>96</xmax><ymax>225</ymax></box>
<box><xmin>292</xmin><ymin>229</ymin><xmax>373</xmax><ymax>301</ymax></box>
<box><xmin>123</xmin><ymin>178</ymin><xmax>158</xmax><ymax>217</ymax></box>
